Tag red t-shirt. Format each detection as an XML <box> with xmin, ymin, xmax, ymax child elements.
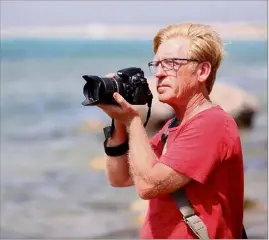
<box><xmin>140</xmin><ymin>106</ymin><xmax>244</xmax><ymax>239</ymax></box>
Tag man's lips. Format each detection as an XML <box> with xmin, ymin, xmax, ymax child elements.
<box><xmin>157</xmin><ymin>85</ymin><xmax>169</xmax><ymax>89</ymax></box>
<box><xmin>157</xmin><ymin>85</ymin><xmax>170</xmax><ymax>94</ymax></box>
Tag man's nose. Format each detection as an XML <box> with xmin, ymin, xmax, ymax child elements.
<box><xmin>155</xmin><ymin>65</ymin><xmax>166</xmax><ymax>79</ymax></box>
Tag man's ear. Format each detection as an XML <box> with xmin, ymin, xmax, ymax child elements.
<box><xmin>197</xmin><ymin>61</ymin><xmax>211</xmax><ymax>83</ymax></box>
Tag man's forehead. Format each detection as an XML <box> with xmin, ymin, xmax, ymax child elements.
<box><xmin>156</xmin><ymin>37</ymin><xmax>189</xmax><ymax>59</ymax></box>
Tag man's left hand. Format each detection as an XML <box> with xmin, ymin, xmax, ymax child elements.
<box><xmin>98</xmin><ymin>92</ymin><xmax>140</xmax><ymax>126</ymax></box>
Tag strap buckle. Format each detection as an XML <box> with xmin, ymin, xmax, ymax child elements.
<box><xmin>183</xmin><ymin>214</ymin><xmax>209</xmax><ymax>240</ymax></box>
<box><xmin>183</xmin><ymin>213</ymin><xmax>196</xmax><ymax>224</ymax></box>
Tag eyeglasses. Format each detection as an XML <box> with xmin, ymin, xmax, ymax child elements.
<box><xmin>148</xmin><ymin>58</ymin><xmax>199</xmax><ymax>74</ymax></box>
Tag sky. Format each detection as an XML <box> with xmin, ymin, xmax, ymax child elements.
<box><xmin>1</xmin><ymin>0</ymin><xmax>267</xmax><ymax>28</ymax></box>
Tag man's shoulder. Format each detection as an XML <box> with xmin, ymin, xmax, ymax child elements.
<box><xmin>205</xmin><ymin>105</ymin><xmax>240</xmax><ymax>134</ymax></box>
<box><xmin>176</xmin><ymin>105</ymin><xmax>240</xmax><ymax>145</ymax></box>
<box><xmin>195</xmin><ymin>106</ymin><xmax>241</xmax><ymax>147</ymax></box>
<box><xmin>188</xmin><ymin>105</ymin><xmax>238</xmax><ymax>129</ymax></box>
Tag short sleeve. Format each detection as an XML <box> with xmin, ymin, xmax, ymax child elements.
<box><xmin>150</xmin><ymin>131</ymin><xmax>161</xmax><ymax>151</ymax></box>
<box><xmin>159</xmin><ymin>115</ymin><xmax>224</xmax><ymax>184</ymax></box>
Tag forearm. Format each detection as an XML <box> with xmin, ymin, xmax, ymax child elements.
<box><xmin>106</xmin><ymin>154</ymin><xmax>132</xmax><ymax>187</ymax></box>
<box><xmin>105</xmin><ymin>120</ymin><xmax>133</xmax><ymax>187</ymax></box>
<box><xmin>127</xmin><ymin>117</ymin><xmax>158</xmax><ymax>185</ymax></box>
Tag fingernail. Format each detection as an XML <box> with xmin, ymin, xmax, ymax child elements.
<box><xmin>114</xmin><ymin>93</ymin><xmax>119</xmax><ymax>99</ymax></box>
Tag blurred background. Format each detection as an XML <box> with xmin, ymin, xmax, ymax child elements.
<box><xmin>0</xmin><ymin>0</ymin><xmax>267</xmax><ymax>238</ymax></box>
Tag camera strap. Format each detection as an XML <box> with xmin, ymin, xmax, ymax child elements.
<box><xmin>103</xmin><ymin>119</ymin><xmax>116</xmax><ymax>139</ymax></box>
<box><xmin>162</xmin><ymin>118</ymin><xmax>209</xmax><ymax>240</ymax></box>
<box><xmin>103</xmin><ymin>119</ymin><xmax>129</xmax><ymax>156</ymax></box>
<box><xmin>103</xmin><ymin>100</ymin><xmax>152</xmax><ymax>157</ymax></box>
<box><xmin>143</xmin><ymin>99</ymin><xmax>152</xmax><ymax>128</ymax></box>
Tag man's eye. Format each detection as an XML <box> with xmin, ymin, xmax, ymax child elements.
<box><xmin>163</xmin><ymin>59</ymin><xmax>174</xmax><ymax>66</ymax></box>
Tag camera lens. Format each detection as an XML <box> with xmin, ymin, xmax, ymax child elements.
<box><xmin>82</xmin><ymin>75</ymin><xmax>123</xmax><ymax>105</ymax></box>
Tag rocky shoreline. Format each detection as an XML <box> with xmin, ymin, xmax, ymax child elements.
<box><xmin>83</xmin><ymin>80</ymin><xmax>259</xmax><ymax>134</ymax></box>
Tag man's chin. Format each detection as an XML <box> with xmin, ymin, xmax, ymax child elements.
<box><xmin>158</xmin><ymin>94</ymin><xmax>170</xmax><ymax>104</ymax></box>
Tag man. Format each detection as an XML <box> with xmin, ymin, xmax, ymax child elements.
<box><xmin>98</xmin><ymin>23</ymin><xmax>244</xmax><ymax>239</ymax></box>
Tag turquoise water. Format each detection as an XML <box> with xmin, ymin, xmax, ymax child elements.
<box><xmin>0</xmin><ymin>39</ymin><xmax>267</xmax><ymax>238</ymax></box>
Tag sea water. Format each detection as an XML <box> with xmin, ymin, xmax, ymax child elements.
<box><xmin>0</xmin><ymin>39</ymin><xmax>267</xmax><ymax>238</ymax></box>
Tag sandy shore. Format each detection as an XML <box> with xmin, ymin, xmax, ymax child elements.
<box><xmin>0</xmin><ymin>22</ymin><xmax>267</xmax><ymax>40</ymax></box>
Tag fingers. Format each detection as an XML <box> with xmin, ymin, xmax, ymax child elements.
<box><xmin>97</xmin><ymin>103</ymin><xmax>119</xmax><ymax>114</ymax></box>
<box><xmin>105</xmin><ymin>73</ymin><xmax>116</xmax><ymax>78</ymax></box>
<box><xmin>97</xmin><ymin>104</ymin><xmax>106</xmax><ymax>109</ymax></box>
<box><xmin>113</xmin><ymin>93</ymin><xmax>128</xmax><ymax>109</ymax></box>
<box><xmin>97</xmin><ymin>104</ymin><xmax>111</xmax><ymax>116</ymax></box>
<box><xmin>97</xmin><ymin>104</ymin><xmax>110</xmax><ymax>112</ymax></box>
<box><xmin>97</xmin><ymin>103</ymin><xmax>104</xmax><ymax>108</ymax></box>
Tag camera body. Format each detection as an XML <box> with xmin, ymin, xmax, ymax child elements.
<box><xmin>82</xmin><ymin>67</ymin><xmax>153</xmax><ymax>106</ymax></box>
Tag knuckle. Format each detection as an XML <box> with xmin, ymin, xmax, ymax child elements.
<box><xmin>125</xmin><ymin>105</ymin><xmax>131</xmax><ymax>110</ymax></box>
<box><xmin>105</xmin><ymin>73</ymin><xmax>116</xmax><ymax>78</ymax></box>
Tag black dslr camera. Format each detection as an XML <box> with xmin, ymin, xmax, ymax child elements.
<box><xmin>81</xmin><ymin>67</ymin><xmax>153</xmax><ymax>106</ymax></box>
<box><xmin>81</xmin><ymin>67</ymin><xmax>153</xmax><ymax>156</ymax></box>
<box><xmin>81</xmin><ymin>67</ymin><xmax>153</xmax><ymax>138</ymax></box>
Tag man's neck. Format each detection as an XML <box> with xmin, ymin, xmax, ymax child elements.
<box><xmin>174</xmin><ymin>93</ymin><xmax>213</xmax><ymax>125</ymax></box>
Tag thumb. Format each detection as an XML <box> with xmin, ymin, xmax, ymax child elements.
<box><xmin>113</xmin><ymin>92</ymin><xmax>128</xmax><ymax>109</ymax></box>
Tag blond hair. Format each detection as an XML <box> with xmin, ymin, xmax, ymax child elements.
<box><xmin>153</xmin><ymin>23</ymin><xmax>224</xmax><ymax>94</ymax></box>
